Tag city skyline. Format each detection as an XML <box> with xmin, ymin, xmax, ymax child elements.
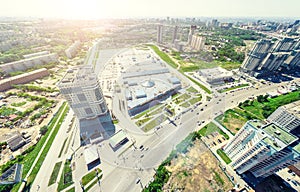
<box><xmin>0</xmin><ymin>0</ymin><xmax>300</xmax><ymax>19</ymax></box>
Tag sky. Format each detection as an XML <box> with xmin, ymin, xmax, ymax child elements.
<box><xmin>0</xmin><ymin>0</ymin><xmax>299</xmax><ymax>19</ymax></box>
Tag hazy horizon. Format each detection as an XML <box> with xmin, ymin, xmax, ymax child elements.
<box><xmin>0</xmin><ymin>0</ymin><xmax>299</xmax><ymax>20</ymax></box>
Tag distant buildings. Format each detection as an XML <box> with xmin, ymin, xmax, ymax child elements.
<box><xmin>0</xmin><ymin>68</ymin><xmax>49</xmax><ymax>91</ymax></box>
<box><xmin>190</xmin><ymin>35</ymin><xmax>206</xmax><ymax>51</ymax></box>
<box><xmin>267</xmin><ymin>100</ymin><xmax>300</xmax><ymax>132</ymax></box>
<box><xmin>187</xmin><ymin>25</ymin><xmax>197</xmax><ymax>45</ymax></box>
<box><xmin>172</xmin><ymin>26</ymin><xmax>178</xmax><ymax>44</ymax></box>
<box><xmin>58</xmin><ymin>65</ymin><xmax>114</xmax><ymax>145</ymax></box>
<box><xmin>224</xmin><ymin>120</ymin><xmax>300</xmax><ymax>178</ymax></box>
<box><xmin>240</xmin><ymin>37</ymin><xmax>300</xmax><ymax>76</ymax></box>
<box><xmin>65</xmin><ymin>41</ymin><xmax>81</xmax><ymax>59</ymax></box>
<box><xmin>157</xmin><ymin>25</ymin><xmax>163</xmax><ymax>44</ymax></box>
<box><xmin>0</xmin><ymin>52</ymin><xmax>58</xmax><ymax>74</ymax></box>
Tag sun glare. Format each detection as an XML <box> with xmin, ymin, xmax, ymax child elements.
<box><xmin>61</xmin><ymin>0</ymin><xmax>110</xmax><ymax>19</ymax></box>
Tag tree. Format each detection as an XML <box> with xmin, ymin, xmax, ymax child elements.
<box><xmin>39</xmin><ymin>125</ymin><xmax>48</xmax><ymax>135</ymax></box>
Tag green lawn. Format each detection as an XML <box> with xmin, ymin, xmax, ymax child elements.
<box><xmin>219</xmin><ymin>84</ymin><xmax>249</xmax><ymax>93</ymax></box>
<box><xmin>11</xmin><ymin>101</ymin><xmax>26</xmax><ymax>107</ymax></box>
<box><xmin>149</xmin><ymin>45</ymin><xmax>178</xmax><ymax>68</ymax></box>
<box><xmin>58</xmin><ymin>138</ymin><xmax>68</xmax><ymax>158</ymax></box>
<box><xmin>133</xmin><ymin>104</ymin><xmax>162</xmax><ymax>119</ymax></box>
<box><xmin>199</xmin><ymin>122</ymin><xmax>229</xmax><ymax>140</ymax></box>
<box><xmin>174</xmin><ymin>93</ymin><xmax>191</xmax><ymax>104</ymax></box>
<box><xmin>57</xmin><ymin>160</ymin><xmax>74</xmax><ymax>191</ymax></box>
<box><xmin>186</xmin><ymin>86</ymin><xmax>198</xmax><ymax>93</ymax></box>
<box><xmin>48</xmin><ymin>161</ymin><xmax>62</xmax><ymax>186</ymax></box>
<box><xmin>186</xmin><ymin>75</ymin><xmax>212</xmax><ymax>94</ymax></box>
<box><xmin>217</xmin><ymin>149</ymin><xmax>232</xmax><ymax>164</ymax></box>
<box><xmin>81</xmin><ymin>168</ymin><xmax>102</xmax><ymax>186</ymax></box>
<box><xmin>180</xmin><ymin>102</ymin><xmax>190</xmax><ymax>108</ymax></box>
<box><xmin>241</xmin><ymin>91</ymin><xmax>300</xmax><ymax>120</ymax></box>
<box><xmin>215</xmin><ymin>109</ymin><xmax>248</xmax><ymax>135</ymax></box>
<box><xmin>143</xmin><ymin>114</ymin><xmax>167</xmax><ymax>132</ymax></box>
<box><xmin>189</xmin><ymin>96</ymin><xmax>202</xmax><ymax>105</ymax></box>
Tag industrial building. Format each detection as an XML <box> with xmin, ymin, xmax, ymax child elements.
<box><xmin>58</xmin><ymin>65</ymin><xmax>115</xmax><ymax>145</ymax></box>
<box><xmin>223</xmin><ymin>120</ymin><xmax>300</xmax><ymax>178</ymax></box>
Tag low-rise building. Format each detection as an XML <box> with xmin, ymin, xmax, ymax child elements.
<box><xmin>0</xmin><ymin>68</ymin><xmax>49</xmax><ymax>91</ymax></box>
<box><xmin>6</xmin><ymin>133</ymin><xmax>26</xmax><ymax>152</ymax></box>
<box><xmin>0</xmin><ymin>53</ymin><xmax>58</xmax><ymax>73</ymax></box>
<box><xmin>198</xmin><ymin>67</ymin><xmax>234</xmax><ymax>86</ymax></box>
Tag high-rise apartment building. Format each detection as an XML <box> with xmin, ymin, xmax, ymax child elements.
<box><xmin>172</xmin><ymin>26</ymin><xmax>178</xmax><ymax>44</ymax></box>
<box><xmin>224</xmin><ymin>120</ymin><xmax>300</xmax><ymax>178</ymax></box>
<box><xmin>240</xmin><ymin>39</ymin><xmax>273</xmax><ymax>72</ymax></box>
<box><xmin>58</xmin><ymin>65</ymin><xmax>114</xmax><ymax>144</ymax></box>
<box><xmin>187</xmin><ymin>25</ymin><xmax>197</xmax><ymax>45</ymax></box>
<box><xmin>267</xmin><ymin>100</ymin><xmax>300</xmax><ymax>132</ymax></box>
<box><xmin>190</xmin><ymin>35</ymin><xmax>206</xmax><ymax>51</ymax></box>
<box><xmin>157</xmin><ymin>25</ymin><xmax>163</xmax><ymax>44</ymax></box>
<box><xmin>240</xmin><ymin>37</ymin><xmax>300</xmax><ymax>75</ymax></box>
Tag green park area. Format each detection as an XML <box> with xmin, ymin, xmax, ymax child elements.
<box><xmin>216</xmin><ymin>90</ymin><xmax>300</xmax><ymax>135</ymax></box>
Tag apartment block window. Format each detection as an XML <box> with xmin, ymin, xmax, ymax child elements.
<box><xmin>77</xmin><ymin>93</ymin><xmax>87</xmax><ymax>101</ymax></box>
<box><xmin>85</xmin><ymin>108</ymin><xmax>93</xmax><ymax>114</ymax></box>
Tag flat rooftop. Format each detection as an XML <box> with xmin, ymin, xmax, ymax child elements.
<box><xmin>121</xmin><ymin>49</ymin><xmax>181</xmax><ymax>110</ymax></box>
<box><xmin>262</xmin><ymin>123</ymin><xmax>298</xmax><ymax>145</ymax></box>
<box><xmin>59</xmin><ymin>65</ymin><xmax>97</xmax><ymax>85</ymax></box>
<box><xmin>199</xmin><ymin>67</ymin><xmax>233</xmax><ymax>79</ymax></box>
<box><xmin>281</xmin><ymin>100</ymin><xmax>300</xmax><ymax>119</ymax></box>
<box><xmin>109</xmin><ymin>130</ymin><xmax>127</xmax><ymax>148</ymax></box>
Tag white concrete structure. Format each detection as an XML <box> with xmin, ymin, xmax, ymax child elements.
<box><xmin>198</xmin><ymin>67</ymin><xmax>233</xmax><ymax>85</ymax></box>
<box><xmin>58</xmin><ymin>65</ymin><xmax>109</xmax><ymax>120</ymax></box>
<box><xmin>267</xmin><ymin>100</ymin><xmax>300</xmax><ymax>132</ymax></box>
<box><xmin>58</xmin><ymin>65</ymin><xmax>114</xmax><ymax>145</ymax></box>
<box><xmin>224</xmin><ymin>120</ymin><xmax>300</xmax><ymax>178</ymax></box>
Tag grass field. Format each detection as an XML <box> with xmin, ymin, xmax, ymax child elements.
<box><xmin>48</xmin><ymin>161</ymin><xmax>62</xmax><ymax>186</ymax></box>
<box><xmin>57</xmin><ymin>160</ymin><xmax>73</xmax><ymax>191</ymax></box>
<box><xmin>81</xmin><ymin>168</ymin><xmax>102</xmax><ymax>186</ymax></box>
<box><xmin>215</xmin><ymin>109</ymin><xmax>248</xmax><ymax>135</ymax></box>
<box><xmin>199</xmin><ymin>122</ymin><xmax>229</xmax><ymax>140</ymax></box>
<box><xmin>149</xmin><ymin>45</ymin><xmax>178</xmax><ymax>68</ymax></box>
<box><xmin>217</xmin><ymin>149</ymin><xmax>232</xmax><ymax>164</ymax></box>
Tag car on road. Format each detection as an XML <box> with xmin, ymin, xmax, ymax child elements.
<box><xmin>135</xmin><ymin>178</ymin><xmax>141</xmax><ymax>184</ymax></box>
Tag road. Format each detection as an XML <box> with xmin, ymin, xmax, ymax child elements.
<box><xmin>30</xmin><ymin>107</ymin><xmax>74</xmax><ymax>192</ymax></box>
<box><xmin>90</xmin><ymin>73</ymin><xmax>297</xmax><ymax>191</ymax></box>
